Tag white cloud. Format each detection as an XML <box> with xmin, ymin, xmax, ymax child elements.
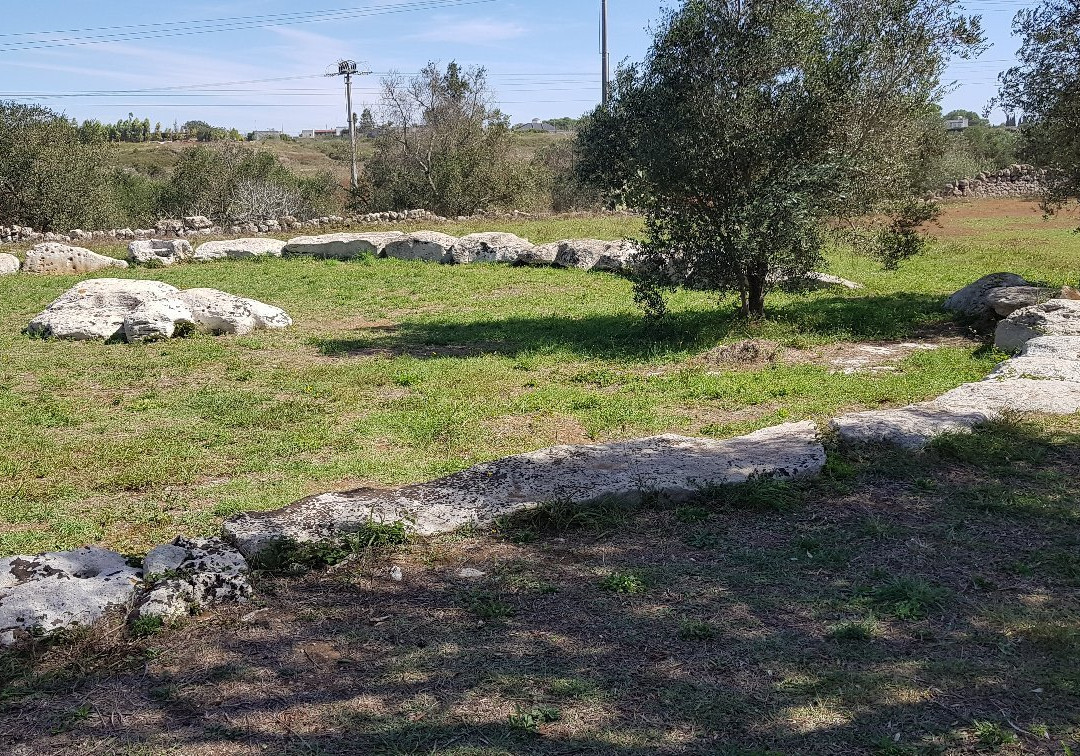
<box><xmin>410</xmin><ymin>18</ymin><xmax>526</xmax><ymax>44</ymax></box>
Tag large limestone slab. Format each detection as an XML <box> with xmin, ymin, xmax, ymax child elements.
<box><xmin>830</xmin><ymin>403</ymin><xmax>995</xmax><ymax>449</ymax></box>
<box><xmin>25</xmin><ymin>278</ymin><xmax>181</xmax><ymax>341</ymax></box>
<box><xmin>223</xmin><ymin>422</ymin><xmax>825</xmax><ymax>558</ymax></box>
<box><xmin>383</xmin><ymin>231</ymin><xmax>459</xmax><ymax>263</ymax></box>
<box><xmin>934</xmin><ymin>378</ymin><xmax>1080</xmax><ymax>415</ymax></box>
<box><xmin>284</xmin><ymin>232</ymin><xmax>404</xmax><ymax>259</ymax></box>
<box><xmin>193</xmin><ymin>238</ymin><xmax>286</xmax><ymax>261</ymax></box>
<box><xmin>0</xmin><ymin>252</ymin><xmax>19</xmax><ymax>276</ymax></box>
<box><xmin>128</xmin><ymin>239</ymin><xmax>193</xmax><ymax>267</ymax></box>
<box><xmin>549</xmin><ymin>239</ymin><xmax>637</xmax><ymax>272</ymax></box>
<box><xmin>995</xmin><ymin>299</ymin><xmax>1080</xmax><ymax>352</ymax></box>
<box><xmin>1020</xmin><ymin>335</ymin><xmax>1080</xmax><ymax>361</ymax></box>
<box><xmin>174</xmin><ymin>288</ymin><xmax>292</xmax><ymax>335</ymax></box>
<box><xmin>451</xmin><ymin>232</ymin><xmax>536</xmax><ymax>264</ymax></box>
<box><xmin>23</xmin><ymin>242</ymin><xmax>128</xmax><ymax>275</ymax></box>
<box><xmin>1</xmin><ymin>546</ymin><xmax>142</xmax><ymax>646</ymax></box>
<box><xmin>987</xmin><ymin>355</ymin><xmax>1080</xmax><ymax>383</ymax></box>
<box><xmin>944</xmin><ymin>272</ymin><xmax>1028</xmax><ymax>318</ymax></box>
<box><xmin>134</xmin><ymin>537</ymin><xmax>251</xmax><ymax>620</ymax></box>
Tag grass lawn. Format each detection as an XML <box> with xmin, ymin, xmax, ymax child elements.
<box><xmin>1</xmin><ymin>199</ymin><xmax>1079</xmax><ymax>754</ymax></box>
<box><xmin>0</xmin><ymin>200</ymin><xmax>1078</xmax><ymax>557</ymax></box>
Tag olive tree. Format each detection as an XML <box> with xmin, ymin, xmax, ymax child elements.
<box><xmin>999</xmin><ymin>0</ymin><xmax>1080</xmax><ymax>218</ymax></box>
<box><xmin>577</xmin><ymin>0</ymin><xmax>983</xmax><ymax>317</ymax></box>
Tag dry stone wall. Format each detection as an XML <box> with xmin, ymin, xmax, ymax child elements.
<box><xmin>937</xmin><ymin>164</ymin><xmax>1044</xmax><ymax>199</ymax></box>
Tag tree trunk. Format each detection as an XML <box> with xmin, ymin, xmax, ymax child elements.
<box><xmin>744</xmin><ymin>274</ymin><xmax>766</xmax><ymax>319</ymax></box>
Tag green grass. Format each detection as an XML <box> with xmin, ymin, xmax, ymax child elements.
<box><xmin>1</xmin><ymin>207</ymin><xmax>1078</xmax><ymax>557</ymax></box>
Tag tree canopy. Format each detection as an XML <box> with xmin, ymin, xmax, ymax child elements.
<box><xmin>999</xmin><ymin>0</ymin><xmax>1080</xmax><ymax>215</ymax></box>
<box><xmin>577</xmin><ymin>0</ymin><xmax>983</xmax><ymax>317</ymax></box>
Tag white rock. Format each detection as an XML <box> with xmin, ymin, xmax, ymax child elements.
<box><xmin>183</xmin><ymin>216</ymin><xmax>213</xmax><ymax>231</ymax></box>
<box><xmin>456</xmin><ymin>567</ymin><xmax>486</xmax><ymax>579</ymax></box>
<box><xmin>451</xmin><ymin>232</ymin><xmax>535</xmax><ymax>264</ymax></box>
<box><xmin>223</xmin><ymin>421</ymin><xmax>825</xmax><ymax>559</ymax></box>
<box><xmin>519</xmin><ymin>242</ymin><xmax>560</xmax><ymax>266</ymax></box>
<box><xmin>804</xmin><ymin>272</ymin><xmax>864</xmax><ymax>290</ymax></box>
<box><xmin>26</xmin><ymin>278</ymin><xmax>180</xmax><ymax>341</ymax></box>
<box><xmin>174</xmin><ymin>288</ymin><xmax>292</xmax><ymax>335</ymax></box>
<box><xmin>134</xmin><ymin>537</ymin><xmax>251</xmax><ymax>620</ymax></box>
<box><xmin>0</xmin><ymin>546</ymin><xmax>142</xmax><ymax>646</ymax></box>
<box><xmin>551</xmin><ymin>239</ymin><xmax>636</xmax><ymax>272</ymax></box>
<box><xmin>944</xmin><ymin>272</ymin><xmax>1028</xmax><ymax>317</ymax></box>
<box><xmin>934</xmin><ymin>377</ymin><xmax>1080</xmax><ymax>415</ymax></box>
<box><xmin>389</xmin><ymin>565</ymin><xmax>403</xmax><ymax>582</ymax></box>
<box><xmin>1019</xmin><ymin>335</ymin><xmax>1080</xmax><ymax>362</ymax></box>
<box><xmin>123</xmin><ymin>298</ymin><xmax>195</xmax><ymax>343</ymax></box>
<box><xmin>987</xmin><ymin>356</ymin><xmax>1080</xmax><ymax>383</ymax></box>
<box><xmin>0</xmin><ymin>253</ymin><xmax>19</xmax><ymax>275</ymax></box>
<box><xmin>193</xmin><ymin>238</ymin><xmax>286</xmax><ymax>261</ymax></box>
<box><xmin>383</xmin><ymin>231</ymin><xmax>459</xmax><ymax>263</ymax></box>
<box><xmin>128</xmin><ymin>239</ymin><xmax>193</xmax><ymax>267</ymax></box>
<box><xmin>23</xmin><ymin>242</ymin><xmax>129</xmax><ymax>275</ymax></box>
<box><xmin>284</xmin><ymin>232</ymin><xmax>404</xmax><ymax>259</ymax></box>
<box><xmin>986</xmin><ymin>286</ymin><xmax>1057</xmax><ymax>318</ymax></box>
<box><xmin>830</xmin><ymin>403</ymin><xmax>995</xmax><ymax>449</ymax></box>
<box><xmin>995</xmin><ymin>299</ymin><xmax>1080</xmax><ymax>352</ymax></box>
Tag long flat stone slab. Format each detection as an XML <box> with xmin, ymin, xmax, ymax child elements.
<box><xmin>223</xmin><ymin>422</ymin><xmax>825</xmax><ymax>559</ymax></box>
<box><xmin>829</xmin><ymin>403</ymin><xmax>994</xmax><ymax>449</ymax></box>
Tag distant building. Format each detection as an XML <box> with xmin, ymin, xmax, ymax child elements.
<box><xmin>299</xmin><ymin>127</ymin><xmax>348</xmax><ymax>138</ymax></box>
<box><xmin>251</xmin><ymin>129</ymin><xmax>283</xmax><ymax>140</ymax></box>
<box><xmin>944</xmin><ymin>116</ymin><xmax>969</xmax><ymax>131</ymax></box>
<box><xmin>514</xmin><ymin>118</ymin><xmax>558</xmax><ymax>133</ymax></box>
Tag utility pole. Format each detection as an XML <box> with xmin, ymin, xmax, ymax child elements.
<box><xmin>327</xmin><ymin>60</ymin><xmax>372</xmax><ymax>190</ymax></box>
<box><xmin>601</xmin><ymin>0</ymin><xmax>610</xmax><ymax>106</ymax></box>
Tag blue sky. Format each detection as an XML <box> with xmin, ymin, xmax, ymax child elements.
<box><xmin>0</xmin><ymin>0</ymin><xmax>1031</xmax><ymax>134</ymax></box>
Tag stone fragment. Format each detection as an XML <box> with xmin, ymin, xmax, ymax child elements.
<box><xmin>943</xmin><ymin>272</ymin><xmax>1028</xmax><ymax>317</ymax></box>
<box><xmin>133</xmin><ymin>537</ymin><xmax>252</xmax><ymax>620</ymax></box>
<box><xmin>122</xmin><ymin>299</ymin><xmax>196</xmax><ymax>343</ymax></box>
<box><xmin>803</xmin><ymin>272</ymin><xmax>864</xmax><ymax>290</ymax></box>
<box><xmin>23</xmin><ymin>242</ymin><xmax>129</xmax><ymax>275</ymax></box>
<box><xmin>0</xmin><ymin>252</ymin><xmax>19</xmax><ymax>275</ymax></box>
<box><xmin>456</xmin><ymin>568</ymin><xmax>486</xmax><ymax>579</ymax></box>
<box><xmin>518</xmin><ymin>242</ymin><xmax>560</xmax><ymax>266</ymax></box>
<box><xmin>174</xmin><ymin>288</ymin><xmax>292</xmax><ymax>335</ymax></box>
<box><xmin>25</xmin><ymin>278</ymin><xmax>180</xmax><ymax>341</ymax></box>
<box><xmin>985</xmin><ymin>286</ymin><xmax>1057</xmax><ymax>318</ymax></box>
<box><xmin>223</xmin><ymin>422</ymin><xmax>825</xmax><ymax>559</ymax></box>
<box><xmin>383</xmin><ymin>231</ymin><xmax>459</xmax><ymax>263</ymax></box>
<box><xmin>934</xmin><ymin>377</ymin><xmax>1080</xmax><ymax>415</ymax></box>
<box><xmin>128</xmin><ymin>239</ymin><xmax>194</xmax><ymax>267</ymax></box>
<box><xmin>284</xmin><ymin>232</ymin><xmax>405</xmax><ymax>259</ymax></box>
<box><xmin>1019</xmin><ymin>335</ymin><xmax>1080</xmax><ymax>362</ymax></box>
<box><xmin>192</xmin><ymin>238</ymin><xmax>286</xmax><ymax>261</ymax></box>
<box><xmin>451</xmin><ymin>232</ymin><xmax>536</xmax><ymax>264</ymax></box>
<box><xmin>550</xmin><ymin>239</ymin><xmax>636</xmax><ymax>272</ymax></box>
<box><xmin>995</xmin><ymin>299</ymin><xmax>1080</xmax><ymax>352</ymax></box>
<box><xmin>0</xmin><ymin>546</ymin><xmax>141</xmax><ymax>646</ymax></box>
<box><xmin>183</xmin><ymin>216</ymin><xmax>213</xmax><ymax>231</ymax></box>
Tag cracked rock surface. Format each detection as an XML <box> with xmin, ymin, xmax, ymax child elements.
<box><xmin>0</xmin><ymin>547</ymin><xmax>141</xmax><ymax>646</ymax></box>
<box><xmin>223</xmin><ymin>422</ymin><xmax>826</xmax><ymax>559</ymax></box>
<box><xmin>134</xmin><ymin>537</ymin><xmax>252</xmax><ymax>621</ymax></box>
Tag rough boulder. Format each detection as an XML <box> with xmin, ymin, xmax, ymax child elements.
<box><xmin>284</xmin><ymin>232</ymin><xmax>405</xmax><ymax>259</ymax></box>
<box><xmin>26</xmin><ymin>279</ymin><xmax>291</xmax><ymax>342</ymax></box>
<box><xmin>128</xmin><ymin>239</ymin><xmax>194</xmax><ymax>267</ymax></box>
<box><xmin>547</xmin><ymin>239</ymin><xmax>637</xmax><ymax>273</ymax></box>
<box><xmin>223</xmin><ymin>421</ymin><xmax>825</xmax><ymax>559</ymax></box>
<box><xmin>23</xmin><ymin>243</ymin><xmax>129</xmax><ymax>275</ymax></box>
<box><xmin>383</xmin><ymin>231</ymin><xmax>459</xmax><ymax>263</ymax></box>
<box><xmin>193</xmin><ymin>238</ymin><xmax>286</xmax><ymax>261</ymax></box>
<box><xmin>451</xmin><ymin>232</ymin><xmax>535</xmax><ymax>264</ymax></box>
<box><xmin>134</xmin><ymin>537</ymin><xmax>252</xmax><ymax>620</ymax></box>
<box><xmin>995</xmin><ymin>299</ymin><xmax>1080</xmax><ymax>352</ymax></box>
<box><xmin>1</xmin><ymin>547</ymin><xmax>142</xmax><ymax>646</ymax></box>
<box><xmin>943</xmin><ymin>272</ymin><xmax>1028</xmax><ymax>318</ymax></box>
<box><xmin>0</xmin><ymin>252</ymin><xmax>19</xmax><ymax>276</ymax></box>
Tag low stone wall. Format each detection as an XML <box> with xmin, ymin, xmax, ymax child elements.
<box><xmin>937</xmin><ymin>164</ymin><xmax>1044</xmax><ymax>199</ymax></box>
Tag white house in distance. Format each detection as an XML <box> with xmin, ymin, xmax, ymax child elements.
<box><xmin>299</xmin><ymin>127</ymin><xmax>349</xmax><ymax>138</ymax></box>
<box><xmin>514</xmin><ymin>118</ymin><xmax>558</xmax><ymax>133</ymax></box>
<box><xmin>944</xmin><ymin>116</ymin><xmax>969</xmax><ymax>131</ymax></box>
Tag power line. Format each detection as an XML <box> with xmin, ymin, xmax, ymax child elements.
<box><xmin>0</xmin><ymin>0</ymin><xmax>501</xmax><ymax>53</ymax></box>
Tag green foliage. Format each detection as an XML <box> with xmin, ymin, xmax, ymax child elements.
<box><xmin>461</xmin><ymin>590</ymin><xmax>516</xmax><ymax>619</ymax></box>
<box><xmin>972</xmin><ymin>720</ymin><xmax>1017</xmax><ymax>749</ymax></box>
<box><xmin>129</xmin><ymin>615</ymin><xmax>165</xmax><ymax>638</ymax></box>
<box><xmin>252</xmin><ymin>523</ymin><xmax>409</xmax><ymax>575</ymax></box>
<box><xmin>599</xmin><ymin>570</ymin><xmax>649</xmax><ymax>594</ymax></box>
<box><xmin>366</xmin><ymin>62</ymin><xmax>530</xmax><ymax>216</ymax></box>
<box><xmin>508</xmin><ymin>706</ymin><xmax>561</xmax><ymax>730</ymax></box>
<box><xmin>1000</xmin><ymin>0</ymin><xmax>1080</xmax><ymax>220</ymax></box>
<box><xmin>161</xmin><ymin>142</ymin><xmax>339</xmax><ymax>222</ymax></box>
<box><xmin>868</xmin><ymin>577</ymin><xmax>950</xmax><ymax>620</ymax></box>
<box><xmin>0</xmin><ymin>101</ymin><xmax>117</xmax><ymax>230</ymax></box>
<box><xmin>578</xmin><ymin>0</ymin><xmax>983</xmax><ymax>316</ymax></box>
<box><xmin>827</xmin><ymin>618</ymin><xmax>878</xmax><ymax>642</ymax></box>
<box><xmin>678</xmin><ymin>618</ymin><xmax>718</xmax><ymax>640</ymax></box>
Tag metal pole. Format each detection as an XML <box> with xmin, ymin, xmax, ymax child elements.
<box><xmin>601</xmin><ymin>0</ymin><xmax>610</xmax><ymax>106</ymax></box>
<box><xmin>345</xmin><ymin>71</ymin><xmax>359</xmax><ymax>190</ymax></box>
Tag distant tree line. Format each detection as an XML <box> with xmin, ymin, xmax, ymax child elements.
<box><xmin>77</xmin><ymin>114</ymin><xmax>244</xmax><ymax>144</ymax></box>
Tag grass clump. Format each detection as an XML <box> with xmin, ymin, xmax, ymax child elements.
<box><xmin>827</xmin><ymin>618</ymin><xmax>878</xmax><ymax>642</ymax></box>
<box><xmin>599</xmin><ymin>570</ymin><xmax>650</xmax><ymax>594</ymax></box>
<box><xmin>461</xmin><ymin>590</ymin><xmax>516</xmax><ymax>620</ymax></box>
<box><xmin>868</xmin><ymin>577</ymin><xmax>951</xmax><ymax>620</ymax></box>
<box><xmin>678</xmin><ymin>619</ymin><xmax>718</xmax><ymax>641</ymax></box>
<box><xmin>972</xmin><ymin>720</ymin><xmax>1017</xmax><ymax>750</ymax></box>
<box><xmin>251</xmin><ymin>523</ymin><xmax>409</xmax><ymax>575</ymax></box>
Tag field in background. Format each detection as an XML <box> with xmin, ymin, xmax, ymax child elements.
<box><xmin>1</xmin><ymin>199</ymin><xmax>1079</xmax><ymax>754</ymax></box>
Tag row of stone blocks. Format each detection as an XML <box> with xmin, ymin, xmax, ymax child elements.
<box><xmin>3</xmin><ymin>275</ymin><xmax>1080</xmax><ymax>645</ymax></box>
